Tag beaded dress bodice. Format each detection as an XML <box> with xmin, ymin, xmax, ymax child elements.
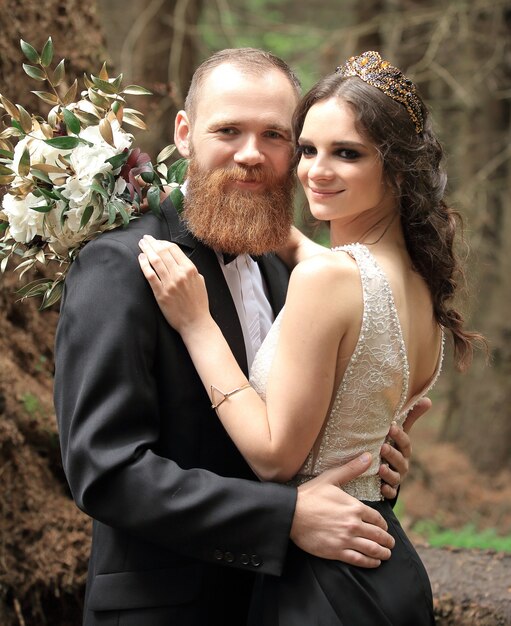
<box><xmin>250</xmin><ymin>244</ymin><xmax>443</xmax><ymax>501</ymax></box>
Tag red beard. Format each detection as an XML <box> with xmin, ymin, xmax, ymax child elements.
<box><xmin>183</xmin><ymin>159</ymin><xmax>295</xmax><ymax>256</ymax></box>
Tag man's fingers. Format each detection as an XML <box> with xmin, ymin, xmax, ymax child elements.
<box><xmin>320</xmin><ymin>452</ymin><xmax>372</xmax><ymax>487</ymax></box>
<box><xmin>337</xmin><ymin>550</ymin><xmax>382</xmax><ymax>569</ymax></box>
<box><xmin>402</xmin><ymin>397</ymin><xmax>431</xmax><ymax>433</ymax></box>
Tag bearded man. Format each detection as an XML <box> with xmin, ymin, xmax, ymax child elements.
<box><xmin>54</xmin><ymin>48</ymin><xmax>418</xmax><ymax>626</ymax></box>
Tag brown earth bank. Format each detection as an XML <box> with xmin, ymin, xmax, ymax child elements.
<box><xmin>1</xmin><ymin>270</ymin><xmax>510</xmax><ymax>625</ymax></box>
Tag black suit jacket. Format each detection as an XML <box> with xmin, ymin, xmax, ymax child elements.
<box><xmin>54</xmin><ymin>198</ymin><xmax>297</xmax><ymax>626</ymax></box>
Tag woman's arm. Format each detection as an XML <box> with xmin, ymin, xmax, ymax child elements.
<box><xmin>138</xmin><ymin>235</ymin><xmax>360</xmax><ymax>482</ymax></box>
<box><xmin>276</xmin><ymin>226</ymin><xmax>327</xmax><ymax>269</ymax></box>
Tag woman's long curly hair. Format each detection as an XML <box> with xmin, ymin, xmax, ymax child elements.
<box><xmin>293</xmin><ymin>71</ymin><xmax>482</xmax><ymax>371</ymax></box>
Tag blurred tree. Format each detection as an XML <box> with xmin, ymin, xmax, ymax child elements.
<box><xmin>97</xmin><ymin>0</ymin><xmax>204</xmax><ymax>155</ymax></box>
<box><xmin>196</xmin><ymin>0</ymin><xmax>511</xmax><ymax>472</ymax></box>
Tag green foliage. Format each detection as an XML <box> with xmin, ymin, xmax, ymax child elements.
<box><xmin>198</xmin><ymin>0</ymin><xmax>325</xmax><ymax>90</ymax></box>
<box><xmin>394</xmin><ymin>501</ymin><xmax>511</xmax><ymax>552</ymax></box>
<box><xmin>20</xmin><ymin>392</ymin><xmax>45</xmax><ymax>418</ymax></box>
<box><xmin>414</xmin><ymin>520</ymin><xmax>511</xmax><ymax>552</ymax></box>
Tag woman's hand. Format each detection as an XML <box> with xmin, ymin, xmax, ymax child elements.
<box><xmin>138</xmin><ymin>235</ymin><xmax>210</xmax><ymax>335</ymax></box>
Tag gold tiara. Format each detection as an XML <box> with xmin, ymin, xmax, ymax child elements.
<box><xmin>336</xmin><ymin>51</ymin><xmax>424</xmax><ymax>134</ymax></box>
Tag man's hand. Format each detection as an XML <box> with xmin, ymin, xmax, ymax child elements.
<box><xmin>379</xmin><ymin>397</ymin><xmax>432</xmax><ymax>499</ymax></box>
<box><xmin>290</xmin><ymin>453</ymin><xmax>395</xmax><ymax>569</ymax></box>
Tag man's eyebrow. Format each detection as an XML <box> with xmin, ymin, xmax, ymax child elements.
<box><xmin>209</xmin><ymin>119</ymin><xmax>292</xmax><ymax>137</ymax></box>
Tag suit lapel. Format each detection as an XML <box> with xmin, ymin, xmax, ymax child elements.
<box><xmin>257</xmin><ymin>254</ymin><xmax>289</xmax><ymax>318</ymax></box>
<box><xmin>161</xmin><ymin>198</ymin><xmax>249</xmax><ymax>376</ymax></box>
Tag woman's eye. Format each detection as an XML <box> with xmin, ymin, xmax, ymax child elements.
<box><xmin>297</xmin><ymin>145</ymin><xmax>316</xmax><ymax>157</ymax></box>
<box><xmin>337</xmin><ymin>149</ymin><xmax>360</xmax><ymax>160</ymax></box>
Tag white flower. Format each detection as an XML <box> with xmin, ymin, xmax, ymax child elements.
<box><xmin>1</xmin><ymin>192</ymin><xmax>48</xmax><ymax>243</ymax></box>
<box><xmin>12</xmin><ymin>128</ymin><xmax>66</xmax><ymax>174</ymax></box>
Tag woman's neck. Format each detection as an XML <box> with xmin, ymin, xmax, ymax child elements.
<box><xmin>329</xmin><ymin>209</ymin><xmax>402</xmax><ymax>249</ymax></box>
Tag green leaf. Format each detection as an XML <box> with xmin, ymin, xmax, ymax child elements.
<box><xmin>79</xmin><ymin>205</ymin><xmax>94</xmax><ymax>229</ymax></box>
<box><xmin>88</xmin><ymin>88</ymin><xmax>109</xmax><ymax>109</ymax></box>
<box><xmin>0</xmin><ymin>95</ymin><xmax>20</xmax><ymax>119</ymax></box>
<box><xmin>105</xmin><ymin>151</ymin><xmax>129</xmax><ymax>169</ymax></box>
<box><xmin>40</xmin><ymin>279</ymin><xmax>64</xmax><ymax>309</ymax></box>
<box><xmin>17</xmin><ymin>278</ymin><xmax>51</xmax><ymax>298</ymax></box>
<box><xmin>20</xmin><ymin>39</ymin><xmax>40</xmax><ymax>64</ymax></box>
<box><xmin>169</xmin><ymin>187</ymin><xmax>184</xmax><ymax>214</ymax></box>
<box><xmin>16</xmin><ymin>105</ymin><xmax>33</xmax><ymax>133</ymax></box>
<box><xmin>99</xmin><ymin>118</ymin><xmax>114</xmax><ymax>146</ymax></box>
<box><xmin>62</xmin><ymin>79</ymin><xmax>78</xmax><ymax>106</ymax></box>
<box><xmin>40</xmin><ymin>37</ymin><xmax>54</xmax><ymax>67</ymax></box>
<box><xmin>22</xmin><ymin>64</ymin><xmax>46</xmax><ymax>82</ymax></box>
<box><xmin>30</xmin><ymin>204</ymin><xmax>53</xmax><ymax>213</ymax></box>
<box><xmin>90</xmin><ymin>76</ymin><xmax>119</xmax><ymax>95</ymax></box>
<box><xmin>109</xmin><ymin>199</ymin><xmax>130</xmax><ymax>226</ymax></box>
<box><xmin>167</xmin><ymin>158</ymin><xmax>188</xmax><ymax>184</ymax></box>
<box><xmin>38</xmin><ymin>186</ymin><xmax>61</xmax><ymax>200</ymax></box>
<box><xmin>156</xmin><ymin>144</ymin><xmax>176</xmax><ymax>163</ymax></box>
<box><xmin>107</xmin><ymin>201</ymin><xmax>117</xmax><ymax>225</ymax></box>
<box><xmin>18</xmin><ymin>146</ymin><xmax>31</xmax><ymax>177</ymax></box>
<box><xmin>31</xmin><ymin>90</ymin><xmax>59</xmax><ymax>105</ymax></box>
<box><xmin>73</xmin><ymin>109</ymin><xmax>101</xmax><ymax>126</ymax></box>
<box><xmin>62</xmin><ymin>108</ymin><xmax>81</xmax><ymax>135</ymax></box>
<box><xmin>44</xmin><ymin>136</ymin><xmax>82</xmax><ymax>149</ymax></box>
<box><xmin>122</xmin><ymin>112</ymin><xmax>147</xmax><ymax>130</ymax></box>
<box><xmin>53</xmin><ymin>59</ymin><xmax>66</xmax><ymax>86</ymax></box>
<box><xmin>147</xmin><ymin>185</ymin><xmax>161</xmax><ymax>216</ymax></box>
<box><xmin>98</xmin><ymin>62</ymin><xmax>109</xmax><ymax>80</ymax></box>
<box><xmin>140</xmin><ymin>169</ymin><xmax>155</xmax><ymax>184</ymax></box>
<box><xmin>0</xmin><ymin>164</ymin><xmax>14</xmax><ymax>175</ymax></box>
<box><xmin>121</xmin><ymin>85</ymin><xmax>152</xmax><ymax>96</ymax></box>
<box><xmin>10</xmin><ymin>119</ymin><xmax>24</xmax><ymax>134</ymax></box>
<box><xmin>111</xmin><ymin>73</ymin><xmax>124</xmax><ymax>91</ymax></box>
<box><xmin>30</xmin><ymin>169</ymin><xmax>53</xmax><ymax>184</ymax></box>
<box><xmin>91</xmin><ymin>181</ymin><xmax>108</xmax><ymax>198</ymax></box>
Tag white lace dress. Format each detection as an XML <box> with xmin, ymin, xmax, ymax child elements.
<box><xmin>250</xmin><ymin>243</ymin><xmax>443</xmax><ymax>501</ymax></box>
<box><xmin>247</xmin><ymin>244</ymin><xmax>439</xmax><ymax>626</ymax></box>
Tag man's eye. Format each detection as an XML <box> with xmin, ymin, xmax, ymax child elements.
<box><xmin>265</xmin><ymin>130</ymin><xmax>284</xmax><ymax>139</ymax></box>
<box><xmin>217</xmin><ymin>128</ymin><xmax>237</xmax><ymax>135</ymax></box>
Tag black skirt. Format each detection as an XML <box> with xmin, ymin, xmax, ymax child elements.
<box><xmin>248</xmin><ymin>500</ymin><xmax>435</xmax><ymax>626</ymax></box>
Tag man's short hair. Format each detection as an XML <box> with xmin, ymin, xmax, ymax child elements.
<box><xmin>184</xmin><ymin>48</ymin><xmax>302</xmax><ymax>122</ymax></box>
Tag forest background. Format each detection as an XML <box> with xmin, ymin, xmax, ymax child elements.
<box><xmin>0</xmin><ymin>0</ymin><xmax>510</xmax><ymax>624</ymax></box>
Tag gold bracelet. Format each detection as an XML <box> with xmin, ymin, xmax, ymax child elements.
<box><xmin>210</xmin><ymin>383</ymin><xmax>252</xmax><ymax>410</ymax></box>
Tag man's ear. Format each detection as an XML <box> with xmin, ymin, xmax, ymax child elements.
<box><xmin>174</xmin><ymin>110</ymin><xmax>191</xmax><ymax>158</ymax></box>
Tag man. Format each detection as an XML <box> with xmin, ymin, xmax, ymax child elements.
<box><xmin>54</xmin><ymin>48</ymin><xmax>424</xmax><ymax>626</ymax></box>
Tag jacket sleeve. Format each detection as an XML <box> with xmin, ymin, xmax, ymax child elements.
<box><xmin>54</xmin><ymin>232</ymin><xmax>297</xmax><ymax>576</ymax></box>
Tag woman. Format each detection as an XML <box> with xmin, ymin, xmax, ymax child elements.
<box><xmin>138</xmin><ymin>51</ymin><xmax>480</xmax><ymax>625</ymax></box>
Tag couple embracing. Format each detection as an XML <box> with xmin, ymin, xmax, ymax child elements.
<box><xmin>55</xmin><ymin>47</ymin><xmax>478</xmax><ymax>625</ymax></box>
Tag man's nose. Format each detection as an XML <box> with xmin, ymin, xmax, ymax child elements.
<box><xmin>234</xmin><ymin>136</ymin><xmax>264</xmax><ymax>167</ymax></box>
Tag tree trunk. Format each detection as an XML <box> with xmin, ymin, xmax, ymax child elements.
<box><xmin>440</xmin><ymin>7</ymin><xmax>511</xmax><ymax>472</ymax></box>
<box><xmin>0</xmin><ymin>1</ymin><xmax>204</xmax><ymax>623</ymax></box>
<box><xmin>97</xmin><ymin>0</ymin><xmax>204</xmax><ymax>156</ymax></box>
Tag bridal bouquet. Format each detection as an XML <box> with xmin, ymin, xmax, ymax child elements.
<box><xmin>0</xmin><ymin>37</ymin><xmax>186</xmax><ymax>308</ymax></box>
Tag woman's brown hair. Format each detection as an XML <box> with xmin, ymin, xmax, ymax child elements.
<box><xmin>293</xmin><ymin>72</ymin><xmax>483</xmax><ymax>371</ymax></box>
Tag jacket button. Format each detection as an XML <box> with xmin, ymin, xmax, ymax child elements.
<box><xmin>250</xmin><ymin>554</ymin><xmax>262</xmax><ymax>567</ymax></box>
<box><xmin>241</xmin><ymin>553</ymin><xmax>250</xmax><ymax>565</ymax></box>
<box><xmin>214</xmin><ymin>549</ymin><xmax>224</xmax><ymax>561</ymax></box>
<box><xmin>224</xmin><ymin>551</ymin><xmax>235</xmax><ymax>563</ymax></box>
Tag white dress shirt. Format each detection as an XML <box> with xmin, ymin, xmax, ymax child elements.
<box><xmin>217</xmin><ymin>253</ymin><xmax>274</xmax><ymax>370</ymax></box>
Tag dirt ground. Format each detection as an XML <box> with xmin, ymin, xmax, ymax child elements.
<box><xmin>0</xmin><ymin>268</ymin><xmax>510</xmax><ymax>625</ymax></box>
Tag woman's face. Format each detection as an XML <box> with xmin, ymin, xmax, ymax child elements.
<box><xmin>297</xmin><ymin>97</ymin><xmax>396</xmax><ymax>225</ymax></box>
